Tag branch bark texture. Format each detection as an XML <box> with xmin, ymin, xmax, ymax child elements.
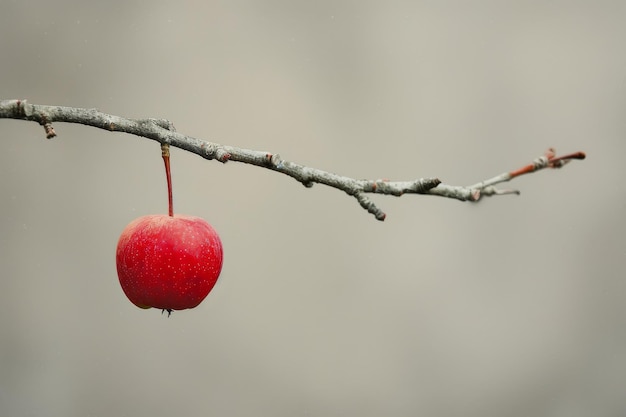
<box><xmin>0</xmin><ymin>99</ymin><xmax>585</xmax><ymax>221</ymax></box>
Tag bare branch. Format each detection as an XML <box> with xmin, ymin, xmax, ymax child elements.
<box><xmin>0</xmin><ymin>99</ymin><xmax>585</xmax><ymax>220</ymax></box>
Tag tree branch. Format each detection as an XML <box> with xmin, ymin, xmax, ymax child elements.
<box><xmin>0</xmin><ymin>99</ymin><xmax>585</xmax><ymax>221</ymax></box>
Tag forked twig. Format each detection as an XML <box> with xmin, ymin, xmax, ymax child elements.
<box><xmin>430</xmin><ymin>148</ymin><xmax>586</xmax><ymax>202</ymax></box>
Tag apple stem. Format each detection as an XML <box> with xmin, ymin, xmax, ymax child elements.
<box><xmin>161</xmin><ymin>143</ymin><xmax>174</xmax><ymax>217</ymax></box>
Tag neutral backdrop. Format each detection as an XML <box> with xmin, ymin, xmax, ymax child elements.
<box><xmin>1</xmin><ymin>1</ymin><xmax>624</xmax><ymax>416</ymax></box>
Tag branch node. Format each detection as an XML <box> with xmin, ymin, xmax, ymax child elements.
<box><xmin>418</xmin><ymin>178</ymin><xmax>442</xmax><ymax>192</ymax></box>
<box><xmin>532</xmin><ymin>155</ymin><xmax>550</xmax><ymax>170</ymax></box>
<box><xmin>264</xmin><ymin>153</ymin><xmax>283</xmax><ymax>168</ymax></box>
<box><xmin>150</xmin><ymin>118</ymin><xmax>176</xmax><ymax>131</ymax></box>
<box><xmin>216</xmin><ymin>148</ymin><xmax>231</xmax><ymax>163</ymax></box>
<box><xmin>14</xmin><ymin>99</ymin><xmax>25</xmax><ymax>116</ymax></box>
<box><xmin>19</xmin><ymin>100</ymin><xmax>32</xmax><ymax>117</ymax></box>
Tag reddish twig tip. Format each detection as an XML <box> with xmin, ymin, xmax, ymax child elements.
<box><xmin>509</xmin><ymin>148</ymin><xmax>586</xmax><ymax>178</ymax></box>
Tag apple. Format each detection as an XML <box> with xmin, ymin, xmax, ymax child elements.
<box><xmin>116</xmin><ymin>214</ymin><xmax>223</xmax><ymax>314</ymax></box>
<box><xmin>116</xmin><ymin>143</ymin><xmax>223</xmax><ymax>315</ymax></box>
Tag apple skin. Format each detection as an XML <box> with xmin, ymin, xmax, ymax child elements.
<box><xmin>116</xmin><ymin>214</ymin><xmax>223</xmax><ymax>312</ymax></box>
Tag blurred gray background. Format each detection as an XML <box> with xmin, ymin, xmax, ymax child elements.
<box><xmin>1</xmin><ymin>1</ymin><xmax>624</xmax><ymax>416</ymax></box>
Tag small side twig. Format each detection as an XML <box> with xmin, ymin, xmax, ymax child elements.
<box><xmin>0</xmin><ymin>99</ymin><xmax>585</xmax><ymax>220</ymax></box>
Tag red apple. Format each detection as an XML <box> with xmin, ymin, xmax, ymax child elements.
<box><xmin>116</xmin><ymin>214</ymin><xmax>223</xmax><ymax>313</ymax></box>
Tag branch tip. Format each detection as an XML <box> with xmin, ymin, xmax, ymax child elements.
<box><xmin>353</xmin><ymin>192</ymin><xmax>386</xmax><ymax>220</ymax></box>
<box><xmin>549</xmin><ymin>151</ymin><xmax>586</xmax><ymax>167</ymax></box>
<box><xmin>39</xmin><ymin>114</ymin><xmax>56</xmax><ymax>139</ymax></box>
<box><xmin>480</xmin><ymin>187</ymin><xmax>520</xmax><ymax>197</ymax></box>
<box><xmin>43</xmin><ymin>122</ymin><xmax>56</xmax><ymax>139</ymax></box>
<box><xmin>509</xmin><ymin>148</ymin><xmax>586</xmax><ymax>178</ymax></box>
